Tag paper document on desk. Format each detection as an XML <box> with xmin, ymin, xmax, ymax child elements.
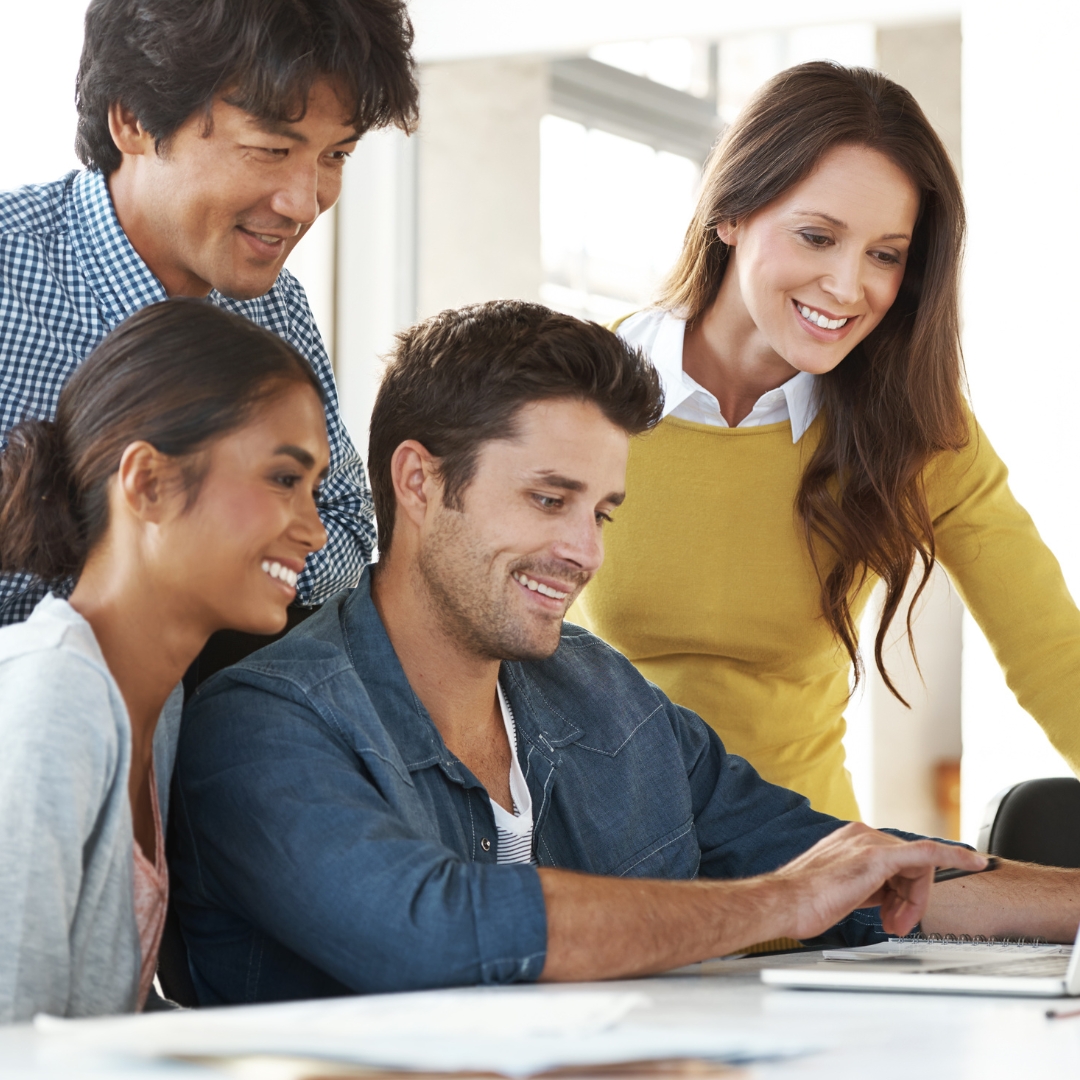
<box><xmin>817</xmin><ymin>940</ymin><xmax>1072</xmax><ymax>970</ymax></box>
<box><xmin>37</xmin><ymin>986</ymin><xmax>819</xmax><ymax>1076</ymax></box>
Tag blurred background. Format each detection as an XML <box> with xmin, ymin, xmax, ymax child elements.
<box><xmin>4</xmin><ymin>0</ymin><xmax>1076</xmax><ymax>844</ymax></box>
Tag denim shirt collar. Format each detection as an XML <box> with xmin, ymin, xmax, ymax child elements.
<box><xmin>341</xmin><ymin>568</ymin><xmax>585</xmax><ymax>781</ymax></box>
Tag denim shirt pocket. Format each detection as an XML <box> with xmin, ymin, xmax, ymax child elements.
<box><xmin>508</xmin><ymin>631</ymin><xmax>670</xmax><ymax>757</ymax></box>
<box><xmin>510</xmin><ymin>629</ymin><xmax>706</xmax><ymax>880</ymax></box>
<box><xmin>608</xmin><ymin>815</ymin><xmax>701</xmax><ymax>879</ymax></box>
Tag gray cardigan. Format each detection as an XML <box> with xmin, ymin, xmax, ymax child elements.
<box><xmin>0</xmin><ymin>596</ymin><xmax>182</xmax><ymax>1023</ymax></box>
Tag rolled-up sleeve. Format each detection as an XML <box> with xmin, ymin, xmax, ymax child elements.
<box><xmin>172</xmin><ymin>672</ymin><xmax>547</xmax><ymax>1001</ymax></box>
<box><xmin>278</xmin><ymin>278</ymin><xmax>376</xmax><ymax>604</ymax></box>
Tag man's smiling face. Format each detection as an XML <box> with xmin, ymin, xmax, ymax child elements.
<box><xmin>417</xmin><ymin>397</ymin><xmax>630</xmax><ymax>662</ymax></box>
<box><xmin>111</xmin><ymin>79</ymin><xmax>359</xmax><ymax>300</ymax></box>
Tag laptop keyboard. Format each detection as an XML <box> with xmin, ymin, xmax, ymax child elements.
<box><xmin>935</xmin><ymin>955</ymin><xmax>1070</xmax><ymax>978</ymax></box>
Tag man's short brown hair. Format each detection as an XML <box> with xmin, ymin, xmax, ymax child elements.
<box><xmin>368</xmin><ymin>301</ymin><xmax>664</xmax><ymax>552</ymax></box>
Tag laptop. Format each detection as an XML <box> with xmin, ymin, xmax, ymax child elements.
<box><xmin>761</xmin><ymin>923</ymin><xmax>1080</xmax><ymax>998</ymax></box>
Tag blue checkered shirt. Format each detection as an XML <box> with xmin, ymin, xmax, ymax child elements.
<box><xmin>0</xmin><ymin>169</ymin><xmax>375</xmax><ymax>624</ymax></box>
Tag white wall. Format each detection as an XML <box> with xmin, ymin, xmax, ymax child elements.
<box><xmin>859</xmin><ymin>568</ymin><xmax>964</xmax><ymax>836</ymax></box>
<box><xmin>284</xmin><ymin>207</ymin><xmax>338</xmax><ymax>361</ymax></box>
<box><xmin>333</xmin><ymin>126</ymin><xmax>417</xmax><ymax>448</ymax></box>
<box><xmin>410</xmin><ymin>0</ymin><xmax>961</xmax><ymax>62</ymax></box>
<box><xmin>0</xmin><ymin>0</ymin><xmax>87</xmax><ymax>191</ymax></box>
<box><xmin>877</xmin><ymin>20</ymin><xmax>962</xmax><ymax>173</ymax></box>
<box><xmin>331</xmin><ymin>58</ymin><xmax>549</xmax><ymax>451</ymax></box>
<box><xmin>959</xmin><ymin>0</ymin><xmax>1079</xmax><ymax>841</ymax></box>
<box><xmin>416</xmin><ymin>59</ymin><xmax>547</xmax><ymax>317</ymax></box>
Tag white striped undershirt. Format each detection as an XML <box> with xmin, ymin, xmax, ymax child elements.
<box><xmin>490</xmin><ymin>684</ymin><xmax>534</xmax><ymax>864</ymax></box>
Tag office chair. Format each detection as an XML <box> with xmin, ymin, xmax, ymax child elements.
<box><xmin>977</xmin><ymin>777</ymin><xmax>1080</xmax><ymax>868</ymax></box>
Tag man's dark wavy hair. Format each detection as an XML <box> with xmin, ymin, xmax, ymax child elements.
<box><xmin>75</xmin><ymin>0</ymin><xmax>419</xmax><ymax>174</ymax></box>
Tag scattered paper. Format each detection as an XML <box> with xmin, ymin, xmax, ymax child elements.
<box><xmin>37</xmin><ymin>986</ymin><xmax>817</xmax><ymax>1077</ymax></box>
<box><xmin>822</xmin><ymin>941</ymin><xmax>1071</xmax><ymax>962</ymax></box>
<box><xmin>184</xmin><ymin>1050</ymin><xmax>743</xmax><ymax>1079</ymax></box>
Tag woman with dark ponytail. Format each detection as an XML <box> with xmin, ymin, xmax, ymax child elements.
<box><xmin>0</xmin><ymin>298</ymin><xmax>330</xmax><ymax>1021</ymax></box>
<box><xmin>574</xmin><ymin>62</ymin><xmax>1080</xmax><ymax>819</ymax></box>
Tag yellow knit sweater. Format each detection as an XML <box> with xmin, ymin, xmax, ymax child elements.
<box><xmin>572</xmin><ymin>410</ymin><xmax>1080</xmax><ymax>819</ymax></box>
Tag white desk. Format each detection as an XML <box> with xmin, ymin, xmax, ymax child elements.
<box><xmin>3</xmin><ymin>953</ymin><xmax>1079</xmax><ymax>1079</ymax></box>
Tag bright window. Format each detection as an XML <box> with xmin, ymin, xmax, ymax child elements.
<box><xmin>539</xmin><ymin>114</ymin><xmax>700</xmax><ymax>323</ymax></box>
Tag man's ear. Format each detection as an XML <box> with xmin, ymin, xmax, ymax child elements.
<box><xmin>108</xmin><ymin>102</ymin><xmax>157</xmax><ymax>158</ymax></box>
<box><xmin>390</xmin><ymin>440</ymin><xmax>442</xmax><ymax>532</ymax></box>
<box><xmin>116</xmin><ymin>441</ymin><xmax>175</xmax><ymax>522</ymax></box>
<box><xmin>717</xmin><ymin>219</ymin><xmax>739</xmax><ymax>246</ymax></box>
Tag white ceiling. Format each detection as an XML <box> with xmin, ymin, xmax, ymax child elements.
<box><xmin>409</xmin><ymin>0</ymin><xmax>962</xmax><ymax>62</ymax></box>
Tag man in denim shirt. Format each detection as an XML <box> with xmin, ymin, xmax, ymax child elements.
<box><xmin>173</xmin><ymin>302</ymin><xmax>1080</xmax><ymax>1005</ymax></box>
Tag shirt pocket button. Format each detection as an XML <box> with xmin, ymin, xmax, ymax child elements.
<box><xmin>481</xmin><ymin>837</ymin><xmax>492</xmax><ymax>852</ymax></box>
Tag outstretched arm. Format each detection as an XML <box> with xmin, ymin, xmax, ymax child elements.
<box><xmin>923</xmin><ymin>857</ymin><xmax>1080</xmax><ymax>942</ymax></box>
<box><xmin>538</xmin><ymin>823</ymin><xmax>1059</xmax><ymax>982</ymax></box>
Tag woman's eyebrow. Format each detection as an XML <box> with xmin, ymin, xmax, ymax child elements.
<box><xmin>273</xmin><ymin>444</ymin><xmax>316</xmax><ymax>468</ymax></box>
<box><xmin>793</xmin><ymin>208</ymin><xmax>848</xmax><ymax>229</ymax></box>
<box><xmin>792</xmin><ymin>207</ymin><xmax>910</xmax><ymax>242</ymax></box>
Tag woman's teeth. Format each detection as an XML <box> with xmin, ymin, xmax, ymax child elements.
<box><xmin>513</xmin><ymin>571</ymin><xmax>568</xmax><ymax>600</ymax></box>
<box><xmin>797</xmin><ymin>304</ymin><xmax>849</xmax><ymax>330</ymax></box>
<box><xmin>261</xmin><ymin>560</ymin><xmax>298</xmax><ymax>588</ymax></box>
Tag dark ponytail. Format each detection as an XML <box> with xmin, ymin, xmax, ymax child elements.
<box><xmin>0</xmin><ymin>298</ymin><xmax>323</xmax><ymax>585</ymax></box>
<box><xmin>0</xmin><ymin>420</ymin><xmax>83</xmax><ymax>580</ymax></box>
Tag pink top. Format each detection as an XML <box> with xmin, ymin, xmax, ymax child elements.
<box><xmin>132</xmin><ymin>764</ymin><xmax>168</xmax><ymax>1010</ymax></box>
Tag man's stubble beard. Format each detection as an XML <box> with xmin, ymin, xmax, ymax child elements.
<box><xmin>417</xmin><ymin>507</ymin><xmax>580</xmax><ymax>663</ymax></box>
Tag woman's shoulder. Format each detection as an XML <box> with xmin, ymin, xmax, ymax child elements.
<box><xmin>921</xmin><ymin>402</ymin><xmax>1010</xmax><ymax>518</ymax></box>
<box><xmin>0</xmin><ymin>596</ymin><xmax>120</xmax><ymax>748</ymax></box>
<box><xmin>0</xmin><ymin>595</ymin><xmax>108</xmax><ymax>673</ymax></box>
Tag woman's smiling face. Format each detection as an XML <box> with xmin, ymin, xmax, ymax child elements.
<box><xmin>720</xmin><ymin>143</ymin><xmax>921</xmax><ymax>375</ymax></box>
<box><xmin>155</xmin><ymin>380</ymin><xmax>331</xmax><ymax>636</ymax></box>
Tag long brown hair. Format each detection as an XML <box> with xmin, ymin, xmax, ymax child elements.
<box><xmin>658</xmin><ymin>62</ymin><xmax>967</xmax><ymax>701</ymax></box>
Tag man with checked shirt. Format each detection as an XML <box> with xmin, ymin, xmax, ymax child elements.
<box><xmin>0</xmin><ymin>0</ymin><xmax>418</xmax><ymax>624</ymax></box>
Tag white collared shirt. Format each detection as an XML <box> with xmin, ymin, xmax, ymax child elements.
<box><xmin>617</xmin><ymin>309</ymin><xmax>820</xmax><ymax>443</ymax></box>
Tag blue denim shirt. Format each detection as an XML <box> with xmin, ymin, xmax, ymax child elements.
<box><xmin>172</xmin><ymin>569</ymin><xmax>896</xmax><ymax>1005</ymax></box>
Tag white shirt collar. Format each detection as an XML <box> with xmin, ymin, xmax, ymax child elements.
<box><xmin>618</xmin><ymin>309</ymin><xmax>820</xmax><ymax>443</ymax></box>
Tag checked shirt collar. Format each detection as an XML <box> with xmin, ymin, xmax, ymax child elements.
<box><xmin>67</xmin><ymin>170</ymin><xmax>169</xmax><ymax>327</ymax></box>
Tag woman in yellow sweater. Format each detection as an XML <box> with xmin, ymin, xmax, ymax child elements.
<box><xmin>574</xmin><ymin>61</ymin><xmax>1080</xmax><ymax>820</ymax></box>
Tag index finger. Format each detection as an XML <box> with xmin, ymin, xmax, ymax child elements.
<box><xmin>934</xmin><ymin>856</ymin><xmax>999</xmax><ymax>883</ymax></box>
<box><xmin>890</xmin><ymin>839</ymin><xmax>988</xmax><ymax>879</ymax></box>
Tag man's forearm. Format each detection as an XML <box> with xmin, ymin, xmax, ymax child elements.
<box><xmin>922</xmin><ymin>860</ymin><xmax>1080</xmax><ymax>942</ymax></box>
<box><xmin>537</xmin><ymin>868</ymin><xmax>786</xmax><ymax>981</ymax></box>
<box><xmin>537</xmin><ymin>824</ymin><xmax>992</xmax><ymax>982</ymax></box>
